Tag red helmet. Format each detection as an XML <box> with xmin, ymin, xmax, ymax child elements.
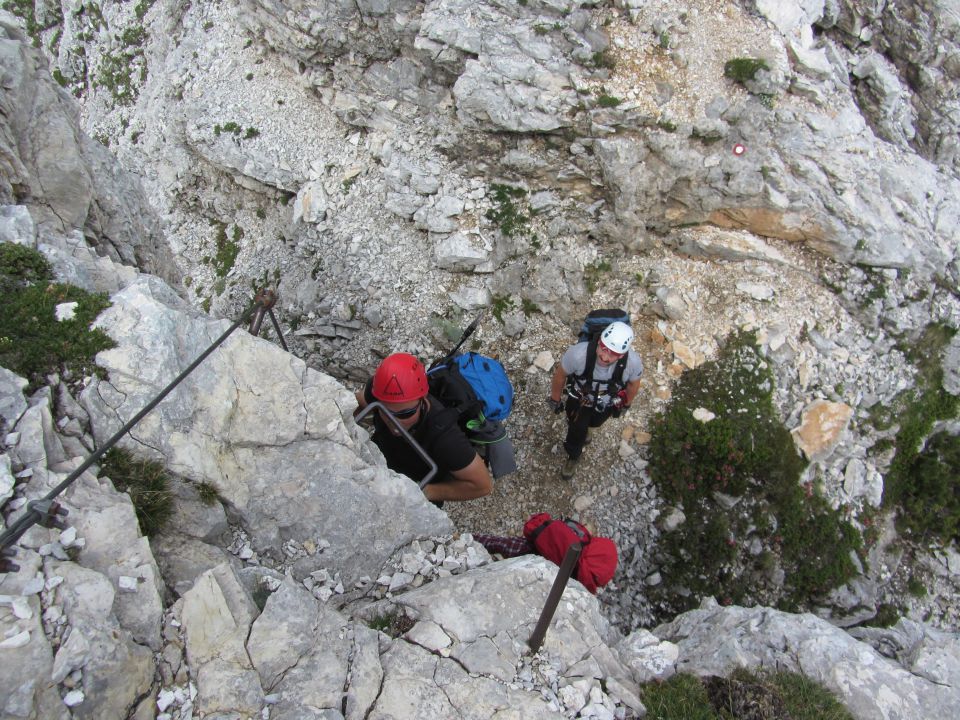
<box><xmin>371</xmin><ymin>353</ymin><xmax>428</xmax><ymax>403</ymax></box>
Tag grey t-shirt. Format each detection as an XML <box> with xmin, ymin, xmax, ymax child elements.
<box><xmin>561</xmin><ymin>342</ymin><xmax>643</xmax><ymax>407</ymax></box>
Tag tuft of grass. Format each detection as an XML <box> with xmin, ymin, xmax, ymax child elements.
<box><xmin>94</xmin><ymin>24</ymin><xmax>149</xmax><ymax>107</ymax></box>
<box><xmin>724</xmin><ymin>57</ymin><xmax>770</xmax><ymax>84</ymax></box>
<box><xmin>647</xmin><ymin>331</ymin><xmax>860</xmax><ymax>614</ymax></box>
<box><xmin>591</xmin><ymin>49</ymin><xmax>616</xmax><ymax>70</ymax></box>
<box><xmin>99</xmin><ymin>448</ymin><xmax>175</xmax><ymax>537</ymax></box>
<box><xmin>597</xmin><ymin>94</ymin><xmax>622</xmax><ymax>108</ymax></box>
<box><xmin>907</xmin><ymin>575</ymin><xmax>927</xmax><ymax>598</ymax></box>
<box><xmin>640</xmin><ymin>669</ymin><xmax>853</xmax><ymax>720</ymax></box>
<box><xmin>0</xmin><ymin>245</ymin><xmax>114</xmax><ymax>392</ymax></box>
<box><xmin>195</xmin><ymin>481</ymin><xmax>220</xmax><ymax>506</ymax></box>
<box><xmin>640</xmin><ymin>673</ymin><xmax>715</xmax><ymax>720</ymax></box>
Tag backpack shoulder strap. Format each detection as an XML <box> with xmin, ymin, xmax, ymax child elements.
<box><xmin>527</xmin><ymin>519</ymin><xmax>553</xmax><ymax>544</ymax></box>
<box><xmin>610</xmin><ymin>353</ymin><xmax>629</xmax><ymax>392</ymax></box>
<box><xmin>579</xmin><ymin>338</ymin><xmax>599</xmax><ymax>380</ymax></box>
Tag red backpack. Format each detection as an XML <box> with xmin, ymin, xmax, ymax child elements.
<box><xmin>522</xmin><ymin>513</ymin><xmax>618</xmax><ymax>593</ymax></box>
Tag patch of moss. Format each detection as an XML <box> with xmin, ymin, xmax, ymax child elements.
<box><xmin>597</xmin><ymin>94</ymin><xmax>622</xmax><ymax>108</ymax></box>
<box><xmin>724</xmin><ymin>57</ymin><xmax>770</xmax><ymax>84</ymax></box>
<box><xmin>211</xmin><ymin>222</ymin><xmax>241</xmax><ymax>278</ymax></box>
<box><xmin>491</xmin><ymin>294</ymin><xmax>515</xmax><ymax>323</ymax></box>
<box><xmin>520</xmin><ymin>298</ymin><xmax>540</xmax><ymax>317</ymax></box>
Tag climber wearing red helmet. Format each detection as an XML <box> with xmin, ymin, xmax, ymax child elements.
<box><xmin>355</xmin><ymin>353</ymin><xmax>492</xmax><ymax>503</ymax></box>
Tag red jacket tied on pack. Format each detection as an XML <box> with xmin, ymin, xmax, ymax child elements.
<box><xmin>522</xmin><ymin>513</ymin><xmax>618</xmax><ymax>594</ymax></box>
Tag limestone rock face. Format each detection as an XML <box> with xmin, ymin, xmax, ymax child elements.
<box><xmin>80</xmin><ymin>276</ymin><xmax>452</xmax><ymax>583</ymax></box>
<box><xmin>654</xmin><ymin>601</ymin><xmax>960</xmax><ymax>720</ymax></box>
<box><xmin>0</xmin><ymin>16</ymin><xmax>174</xmax><ymax>284</ymax></box>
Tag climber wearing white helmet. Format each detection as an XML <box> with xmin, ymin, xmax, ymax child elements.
<box><xmin>548</xmin><ymin>320</ymin><xmax>643</xmax><ymax>480</ymax></box>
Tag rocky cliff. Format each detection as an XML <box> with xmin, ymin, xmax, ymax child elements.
<box><xmin>2</xmin><ymin>1</ymin><xmax>960</xmax><ymax>719</ymax></box>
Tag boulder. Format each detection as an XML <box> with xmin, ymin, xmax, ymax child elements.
<box><xmin>791</xmin><ymin>400</ymin><xmax>853</xmax><ymax>462</ymax></box>
<box><xmin>653</xmin><ymin>601</ymin><xmax>960</xmax><ymax>720</ymax></box>
<box><xmin>80</xmin><ymin>276</ymin><xmax>452</xmax><ymax>583</ymax></box>
<box><xmin>181</xmin><ymin>564</ymin><xmax>264</xmax><ymax>716</ymax></box>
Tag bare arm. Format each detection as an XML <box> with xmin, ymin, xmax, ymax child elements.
<box><xmin>549</xmin><ymin>363</ymin><xmax>568</xmax><ymax>402</ymax></box>
<box><xmin>624</xmin><ymin>378</ymin><xmax>642</xmax><ymax>406</ymax></box>
<box><xmin>423</xmin><ymin>455</ymin><xmax>493</xmax><ymax>502</ymax></box>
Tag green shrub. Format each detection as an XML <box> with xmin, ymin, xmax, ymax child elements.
<box><xmin>724</xmin><ymin>57</ymin><xmax>770</xmax><ymax>84</ymax></box>
<box><xmin>884</xmin><ymin>323</ymin><xmax>959</xmax><ymax>541</ymax></box>
<box><xmin>99</xmin><ymin>448</ymin><xmax>174</xmax><ymax>536</ymax></box>
<box><xmin>485</xmin><ymin>184</ymin><xmax>530</xmax><ymax>238</ymax></box>
<box><xmin>892</xmin><ymin>431</ymin><xmax>960</xmax><ymax>543</ymax></box>
<box><xmin>0</xmin><ymin>245</ymin><xmax>114</xmax><ymax>392</ymax></box>
<box><xmin>648</xmin><ymin>332</ymin><xmax>860</xmax><ymax>613</ymax></box>
<box><xmin>597</xmin><ymin>94</ymin><xmax>621</xmax><ymax>108</ymax></box>
<box><xmin>584</xmin><ymin>259</ymin><xmax>612</xmax><ymax>293</ymax></box>
<box><xmin>367</xmin><ymin>610</ymin><xmax>415</xmax><ymax>637</ymax></box>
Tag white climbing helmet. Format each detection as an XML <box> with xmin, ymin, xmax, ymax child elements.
<box><xmin>600</xmin><ymin>321</ymin><xmax>633</xmax><ymax>354</ymax></box>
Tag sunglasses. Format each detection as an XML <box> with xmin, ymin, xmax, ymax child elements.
<box><xmin>382</xmin><ymin>401</ymin><xmax>422</xmax><ymax>419</ymax></box>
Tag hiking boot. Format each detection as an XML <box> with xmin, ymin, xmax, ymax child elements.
<box><xmin>561</xmin><ymin>457</ymin><xmax>579</xmax><ymax>480</ymax></box>
<box><xmin>584</xmin><ymin>428</ymin><xmax>593</xmax><ymax>446</ymax></box>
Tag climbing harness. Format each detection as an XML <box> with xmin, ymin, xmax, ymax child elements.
<box><xmin>0</xmin><ymin>289</ymin><xmax>287</xmax><ymax>573</ymax></box>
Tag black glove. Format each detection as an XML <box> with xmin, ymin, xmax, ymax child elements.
<box><xmin>546</xmin><ymin>397</ymin><xmax>564</xmax><ymax>414</ymax></box>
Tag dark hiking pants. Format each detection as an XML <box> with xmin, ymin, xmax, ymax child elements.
<box><xmin>563</xmin><ymin>397</ymin><xmax>613</xmax><ymax>460</ymax></box>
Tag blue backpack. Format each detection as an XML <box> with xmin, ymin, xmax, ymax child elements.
<box><xmin>427</xmin><ymin>351</ymin><xmax>513</xmax><ymax>423</ymax></box>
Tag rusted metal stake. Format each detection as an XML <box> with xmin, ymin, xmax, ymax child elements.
<box><xmin>527</xmin><ymin>542</ymin><xmax>583</xmax><ymax>654</ymax></box>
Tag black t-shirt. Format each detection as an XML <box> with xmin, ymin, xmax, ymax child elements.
<box><xmin>363</xmin><ymin>384</ymin><xmax>476</xmax><ymax>484</ymax></box>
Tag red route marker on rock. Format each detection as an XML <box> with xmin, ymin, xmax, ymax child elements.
<box><xmin>733</xmin><ymin>143</ymin><xmax>746</xmax><ymax>156</ymax></box>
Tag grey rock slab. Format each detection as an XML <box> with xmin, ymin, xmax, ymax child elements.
<box><xmin>248</xmin><ymin>578</ymin><xmax>382</xmax><ymax>717</ymax></box>
<box><xmin>0</xmin><ymin>452</ymin><xmax>12</xmax><ymax>510</ymax></box>
<box><xmin>654</xmin><ymin>602</ymin><xmax>960</xmax><ymax>720</ymax></box>
<box><xmin>150</xmin><ymin>533</ymin><xmax>238</xmax><ymax>598</ymax></box>
<box><xmin>392</xmin><ymin>555</ymin><xmax>631</xmax><ymax>681</ymax></box>
<box><xmin>0</xmin><ymin>19</ymin><xmax>171</xmax><ymax>281</ymax></box>
<box><xmin>182</xmin><ymin>564</ymin><xmax>265</xmax><ymax>716</ymax></box>
<box><xmin>80</xmin><ymin>276</ymin><xmax>452</xmax><ymax>583</ymax></box>
<box><xmin>370</xmin><ymin>637</ymin><xmax>562</xmax><ymax>720</ymax></box>
<box><xmin>0</xmin><ymin>366</ymin><xmax>28</xmax><ymax>430</ymax></box>
<box><xmin>51</xmin><ymin>561</ymin><xmax>155</xmax><ymax>720</ymax></box>
<box><xmin>247</xmin><ymin>579</ymin><xmax>324</xmax><ymax>689</ymax></box>
<box><xmin>12</xmin><ymin>397</ymin><xmax>67</xmax><ymax>470</ymax></box>
<box><xmin>0</xmin><ymin>561</ymin><xmax>67</xmax><ymax>720</ymax></box>
<box><xmin>434</xmin><ymin>231</ymin><xmax>491</xmax><ymax>272</ymax></box>
<box><xmin>0</xmin><ymin>204</ymin><xmax>36</xmax><ymax>245</ymax></box>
